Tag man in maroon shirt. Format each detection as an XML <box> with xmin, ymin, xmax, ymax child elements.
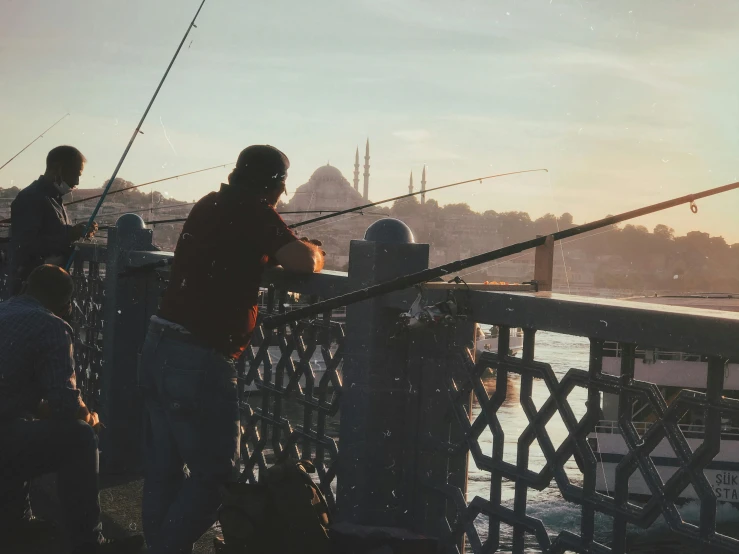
<box><xmin>138</xmin><ymin>145</ymin><xmax>324</xmax><ymax>554</ymax></box>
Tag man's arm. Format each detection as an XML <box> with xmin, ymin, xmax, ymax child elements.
<box><xmin>258</xmin><ymin>206</ymin><xmax>324</xmax><ymax>273</ymax></box>
<box><xmin>274</xmin><ymin>239</ymin><xmax>325</xmax><ymax>273</ymax></box>
<box><xmin>34</xmin><ymin>318</ymin><xmax>90</xmax><ymax>421</ymax></box>
<box><xmin>12</xmin><ymin>195</ymin><xmax>73</xmax><ymax>260</ymax></box>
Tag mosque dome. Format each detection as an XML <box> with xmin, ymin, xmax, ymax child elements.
<box><xmin>286</xmin><ymin>164</ymin><xmax>365</xmax><ymax>212</ymax></box>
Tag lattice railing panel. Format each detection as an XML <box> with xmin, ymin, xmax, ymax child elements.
<box><xmin>427</xmin><ymin>327</ymin><xmax>739</xmax><ymax>554</ymax></box>
<box><xmin>69</xmin><ymin>252</ymin><xmax>106</xmax><ymax>411</ymax></box>
<box><xmin>237</xmin><ymin>288</ymin><xmax>344</xmax><ymax>509</ymax></box>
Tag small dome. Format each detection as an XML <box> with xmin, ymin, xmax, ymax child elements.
<box><xmin>364</xmin><ymin>218</ymin><xmax>415</xmax><ymax>244</ymax></box>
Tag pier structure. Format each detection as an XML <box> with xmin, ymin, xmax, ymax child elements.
<box><xmin>0</xmin><ymin>215</ymin><xmax>738</xmax><ymax>554</ymax></box>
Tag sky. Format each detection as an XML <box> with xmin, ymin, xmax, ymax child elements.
<box><xmin>1</xmin><ymin>0</ymin><xmax>739</xmax><ymax>241</ymax></box>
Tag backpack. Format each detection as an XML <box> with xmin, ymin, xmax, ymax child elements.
<box><xmin>218</xmin><ymin>459</ymin><xmax>331</xmax><ymax>554</ymax></box>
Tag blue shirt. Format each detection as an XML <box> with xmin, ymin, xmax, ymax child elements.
<box><xmin>0</xmin><ymin>295</ymin><xmax>82</xmax><ymax>420</ymax></box>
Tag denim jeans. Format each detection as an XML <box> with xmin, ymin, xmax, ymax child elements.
<box><xmin>0</xmin><ymin>418</ymin><xmax>103</xmax><ymax>547</ymax></box>
<box><xmin>139</xmin><ymin>325</ymin><xmax>240</xmax><ymax>554</ymax></box>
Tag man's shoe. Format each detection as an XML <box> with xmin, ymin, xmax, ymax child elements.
<box><xmin>72</xmin><ymin>534</ymin><xmax>145</xmax><ymax>554</ymax></box>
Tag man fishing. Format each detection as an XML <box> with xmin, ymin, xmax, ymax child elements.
<box><xmin>138</xmin><ymin>144</ymin><xmax>324</xmax><ymax>553</ymax></box>
<box><xmin>0</xmin><ymin>265</ymin><xmax>143</xmax><ymax>553</ymax></box>
<box><xmin>8</xmin><ymin>145</ymin><xmax>97</xmax><ymax>294</ymax></box>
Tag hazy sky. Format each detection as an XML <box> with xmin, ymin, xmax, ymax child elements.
<box><xmin>2</xmin><ymin>0</ymin><xmax>738</xmax><ymax>241</ymax></box>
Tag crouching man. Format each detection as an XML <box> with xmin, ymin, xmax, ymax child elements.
<box><xmin>0</xmin><ymin>265</ymin><xmax>143</xmax><ymax>553</ymax></box>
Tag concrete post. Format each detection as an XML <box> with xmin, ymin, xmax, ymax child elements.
<box><xmin>337</xmin><ymin>218</ymin><xmax>474</xmax><ymax>545</ymax></box>
<box><xmin>100</xmin><ymin>214</ymin><xmax>160</xmax><ymax>473</ymax></box>
<box><xmin>337</xmin><ymin>219</ymin><xmax>429</xmax><ymax>526</ymax></box>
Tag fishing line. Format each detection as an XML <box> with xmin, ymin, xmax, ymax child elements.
<box><xmin>289</xmin><ymin>168</ymin><xmax>549</xmax><ymax>229</ymax></box>
<box><xmin>0</xmin><ymin>113</ymin><xmax>70</xmax><ymax>172</ymax></box>
<box><xmin>546</xmin><ymin>171</ymin><xmax>571</xmax><ymax>294</ymax></box>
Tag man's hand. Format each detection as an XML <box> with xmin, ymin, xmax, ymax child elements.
<box><xmin>37</xmin><ymin>401</ymin><xmax>103</xmax><ymax>433</ymax></box>
<box><xmin>300</xmin><ymin>237</ymin><xmax>326</xmax><ymax>257</ymax></box>
<box><xmin>86</xmin><ymin>411</ymin><xmax>104</xmax><ymax>434</ymax></box>
<box><xmin>69</xmin><ymin>222</ymin><xmax>98</xmax><ymax>241</ymax></box>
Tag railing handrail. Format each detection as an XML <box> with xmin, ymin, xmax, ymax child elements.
<box><xmin>594</xmin><ymin>419</ymin><xmax>739</xmax><ymax>439</ymax></box>
<box><xmin>109</xmin><ymin>246</ymin><xmax>739</xmax><ymax>358</ymax></box>
<box><xmin>449</xmin><ymin>289</ymin><xmax>739</xmax><ymax>359</ymax></box>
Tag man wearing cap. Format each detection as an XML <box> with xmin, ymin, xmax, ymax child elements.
<box><xmin>138</xmin><ymin>145</ymin><xmax>324</xmax><ymax>553</ymax></box>
<box><xmin>8</xmin><ymin>146</ymin><xmax>97</xmax><ymax>294</ymax></box>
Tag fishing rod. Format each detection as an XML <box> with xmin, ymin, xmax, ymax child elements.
<box><xmin>262</xmin><ymin>180</ymin><xmax>739</xmax><ymax>328</ymax></box>
<box><xmin>101</xmin><ymin>208</ymin><xmax>389</xmax><ymax>227</ymax></box>
<box><xmin>97</xmin><ymin>210</ymin><xmax>390</xmax><ymax>230</ymax></box>
<box><xmin>0</xmin><ymin>113</ymin><xmax>70</xmax><ymax>172</ymax></box>
<box><xmin>65</xmin><ymin>0</ymin><xmax>207</xmax><ymax>271</ymax></box>
<box><xmin>76</xmin><ymin>202</ymin><xmax>196</xmax><ymax>224</ymax></box>
<box><xmin>142</xmin><ymin>210</ymin><xmax>391</xmax><ymax>227</ymax></box>
<box><xmin>116</xmin><ymin>168</ymin><xmax>547</xmax><ymax>276</ymax></box>
<box><xmin>288</xmin><ymin>168</ymin><xmax>548</xmax><ymax>230</ymax></box>
<box><xmin>66</xmin><ymin>163</ymin><xmax>232</xmax><ymax>206</ymax></box>
<box><xmin>105</xmin><ymin>169</ymin><xmax>544</xmax><ymax>228</ymax></box>
<box><xmin>0</xmin><ymin>163</ymin><xmax>232</xmax><ymax>225</ymax></box>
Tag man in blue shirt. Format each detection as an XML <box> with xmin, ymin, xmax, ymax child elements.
<box><xmin>0</xmin><ymin>265</ymin><xmax>142</xmax><ymax>553</ymax></box>
<box><xmin>8</xmin><ymin>146</ymin><xmax>97</xmax><ymax>294</ymax></box>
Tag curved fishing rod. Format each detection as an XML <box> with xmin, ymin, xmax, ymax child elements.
<box><xmin>0</xmin><ymin>113</ymin><xmax>70</xmax><ymax>172</ymax></box>
<box><xmin>65</xmin><ymin>0</ymin><xmax>207</xmax><ymax>271</ymax></box>
<box><xmin>82</xmin><ymin>202</ymin><xmax>198</xmax><ymax>224</ymax></box>
<box><xmin>100</xmin><ymin>208</ymin><xmax>389</xmax><ymax>227</ymax></box>
<box><xmin>138</xmin><ymin>210</ymin><xmax>391</xmax><ymax>227</ymax></box>
<box><xmin>0</xmin><ymin>163</ymin><xmax>233</xmax><ymax>226</ymax></box>
<box><xmin>115</xmin><ymin>168</ymin><xmax>547</xmax><ymax>276</ymax></box>
<box><xmin>99</xmin><ymin>166</ymin><xmax>543</xmax><ymax>228</ymax></box>
<box><xmin>65</xmin><ymin>163</ymin><xmax>232</xmax><ymax>206</ymax></box>
<box><xmin>262</xmin><ymin>180</ymin><xmax>739</xmax><ymax>328</ymax></box>
<box><xmin>96</xmin><ymin>210</ymin><xmax>390</xmax><ymax>230</ymax></box>
<box><xmin>288</xmin><ymin>168</ymin><xmax>548</xmax><ymax>230</ymax></box>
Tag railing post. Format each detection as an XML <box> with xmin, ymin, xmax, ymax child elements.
<box><xmin>412</xmin><ymin>319</ymin><xmax>475</xmax><ymax>546</ymax></box>
<box><xmin>534</xmin><ymin>234</ymin><xmax>554</xmax><ymax>292</ymax></box>
<box><xmin>337</xmin><ymin>219</ymin><xmax>430</xmax><ymax>527</ymax></box>
<box><xmin>100</xmin><ymin>214</ymin><xmax>160</xmax><ymax>473</ymax></box>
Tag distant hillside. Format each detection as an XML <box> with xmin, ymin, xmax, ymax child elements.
<box><xmin>2</xmin><ymin>182</ymin><xmax>738</xmax><ymax>293</ymax></box>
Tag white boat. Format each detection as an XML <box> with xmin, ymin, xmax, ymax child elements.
<box><xmin>475</xmin><ymin>326</ymin><xmax>524</xmax><ymax>358</ymax></box>
<box><xmin>589</xmin><ymin>294</ymin><xmax>739</xmax><ymax>504</ymax></box>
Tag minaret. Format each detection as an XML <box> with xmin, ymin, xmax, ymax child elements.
<box><xmin>420</xmin><ymin>165</ymin><xmax>427</xmax><ymax>205</ymax></box>
<box><xmin>362</xmin><ymin>138</ymin><xmax>370</xmax><ymax>201</ymax></box>
<box><xmin>408</xmin><ymin>171</ymin><xmax>414</xmax><ymax>194</ymax></box>
<box><xmin>353</xmin><ymin>147</ymin><xmax>360</xmax><ymax>191</ymax></box>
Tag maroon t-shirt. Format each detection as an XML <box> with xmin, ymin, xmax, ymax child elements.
<box><xmin>158</xmin><ymin>186</ymin><xmax>297</xmax><ymax>357</ymax></box>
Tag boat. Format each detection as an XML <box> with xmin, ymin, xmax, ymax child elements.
<box><xmin>475</xmin><ymin>325</ymin><xmax>524</xmax><ymax>358</ymax></box>
<box><xmin>589</xmin><ymin>294</ymin><xmax>739</xmax><ymax>503</ymax></box>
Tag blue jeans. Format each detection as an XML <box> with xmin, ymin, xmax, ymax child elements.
<box><xmin>139</xmin><ymin>326</ymin><xmax>240</xmax><ymax>554</ymax></box>
<box><xmin>0</xmin><ymin>418</ymin><xmax>103</xmax><ymax>547</ymax></box>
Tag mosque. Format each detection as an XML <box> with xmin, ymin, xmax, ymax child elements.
<box><xmin>285</xmin><ymin>139</ymin><xmax>428</xmax><ymax>212</ymax></box>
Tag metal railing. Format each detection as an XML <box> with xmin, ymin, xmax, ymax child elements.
<box><xmin>5</xmin><ymin>219</ymin><xmax>739</xmax><ymax>553</ymax></box>
<box><xmin>420</xmin><ymin>289</ymin><xmax>739</xmax><ymax>553</ymax></box>
<box><xmin>0</xmin><ymin>241</ymin><xmax>107</xmax><ymax>411</ymax></box>
<box><xmin>68</xmin><ymin>243</ymin><xmax>108</xmax><ymax>412</ymax></box>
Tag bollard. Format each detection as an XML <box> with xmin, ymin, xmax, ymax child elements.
<box><xmin>100</xmin><ymin>214</ymin><xmax>160</xmax><ymax>473</ymax></box>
